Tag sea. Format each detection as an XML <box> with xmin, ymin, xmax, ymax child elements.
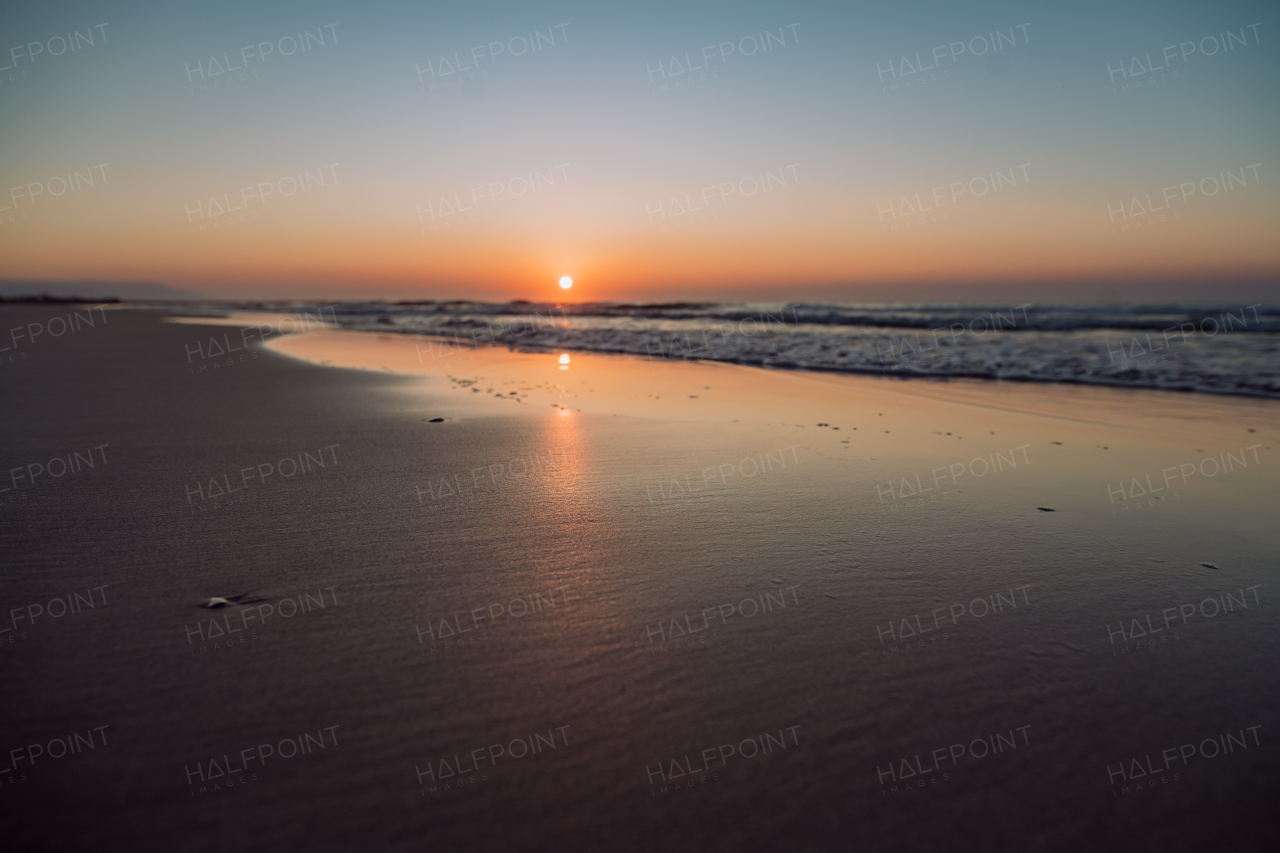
<box><xmin>221</xmin><ymin>300</ymin><xmax>1280</xmax><ymax>398</ymax></box>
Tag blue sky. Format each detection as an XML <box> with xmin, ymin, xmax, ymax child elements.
<box><xmin>1</xmin><ymin>0</ymin><xmax>1275</xmax><ymax>300</ymax></box>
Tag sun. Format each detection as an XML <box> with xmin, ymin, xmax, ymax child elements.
<box><xmin>559</xmin><ymin>275</ymin><xmax>573</xmax><ymax>289</ymax></box>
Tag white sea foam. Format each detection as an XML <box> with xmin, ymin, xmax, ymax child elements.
<box><xmin>205</xmin><ymin>300</ymin><xmax>1280</xmax><ymax>398</ymax></box>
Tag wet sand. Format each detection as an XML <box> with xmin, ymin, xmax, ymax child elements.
<box><xmin>2</xmin><ymin>307</ymin><xmax>1277</xmax><ymax>852</ymax></box>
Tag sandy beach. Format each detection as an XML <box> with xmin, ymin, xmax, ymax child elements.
<box><xmin>6</xmin><ymin>0</ymin><xmax>1278</xmax><ymax>846</ymax></box>
<box><xmin>1</xmin><ymin>305</ymin><xmax>1275</xmax><ymax>852</ymax></box>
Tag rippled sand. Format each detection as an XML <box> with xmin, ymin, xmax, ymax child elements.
<box><xmin>2</xmin><ymin>307</ymin><xmax>1276</xmax><ymax>852</ymax></box>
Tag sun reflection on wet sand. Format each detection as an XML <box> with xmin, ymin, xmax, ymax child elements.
<box><xmin>265</xmin><ymin>326</ymin><xmax>1276</xmax><ymax>447</ymax></box>
<box><xmin>259</xmin><ymin>322</ymin><xmax>1279</xmax><ymax>538</ymax></box>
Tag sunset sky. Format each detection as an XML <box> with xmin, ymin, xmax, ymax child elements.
<box><xmin>0</xmin><ymin>0</ymin><xmax>1276</xmax><ymax>301</ymax></box>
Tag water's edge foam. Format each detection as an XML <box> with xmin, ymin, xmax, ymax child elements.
<box><xmin>181</xmin><ymin>300</ymin><xmax>1280</xmax><ymax>399</ymax></box>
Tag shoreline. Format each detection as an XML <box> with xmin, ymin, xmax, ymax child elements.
<box><xmin>261</xmin><ymin>322</ymin><xmax>1279</xmax><ymax>429</ymax></box>
<box><xmin>3</xmin><ymin>306</ymin><xmax>1277</xmax><ymax>853</ymax></box>
<box><xmin>161</xmin><ymin>301</ymin><xmax>1280</xmax><ymax>400</ymax></box>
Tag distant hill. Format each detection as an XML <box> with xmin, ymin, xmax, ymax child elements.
<box><xmin>0</xmin><ymin>280</ymin><xmax>202</xmax><ymax>301</ymax></box>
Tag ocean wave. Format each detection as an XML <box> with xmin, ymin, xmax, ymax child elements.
<box><xmin>325</xmin><ymin>299</ymin><xmax>1280</xmax><ymax>333</ymax></box>
<box><xmin>207</xmin><ymin>300</ymin><xmax>1280</xmax><ymax>398</ymax></box>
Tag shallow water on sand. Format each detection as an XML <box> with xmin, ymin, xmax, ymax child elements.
<box><xmin>2</xmin><ymin>309</ymin><xmax>1277</xmax><ymax>852</ymax></box>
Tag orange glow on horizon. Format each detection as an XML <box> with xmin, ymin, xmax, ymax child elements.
<box><xmin>2</xmin><ymin>202</ymin><xmax>1276</xmax><ymax>300</ymax></box>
